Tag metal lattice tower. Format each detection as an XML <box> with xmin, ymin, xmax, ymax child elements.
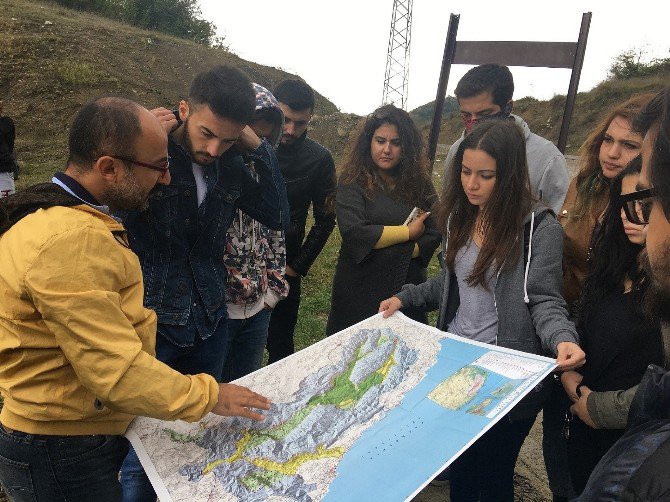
<box><xmin>382</xmin><ymin>0</ymin><xmax>414</xmax><ymax>110</ymax></box>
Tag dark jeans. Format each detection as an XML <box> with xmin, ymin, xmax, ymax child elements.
<box><xmin>542</xmin><ymin>374</ymin><xmax>576</xmax><ymax>500</ymax></box>
<box><xmin>121</xmin><ymin>321</ymin><xmax>229</xmax><ymax>502</ymax></box>
<box><xmin>449</xmin><ymin>415</ymin><xmax>536</xmax><ymax>502</ymax></box>
<box><xmin>266</xmin><ymin>274</ymin><xmax>301</xmax><ymax>364</ymax></box>
<box><xmin>0</xmin><ymin>425</ymin><xmax>128</xmax><ymax>502</ymax></box>
<box><xmin>567</xmin><ymin>415</ymin><xmax>625</xmax><ymax>496</ymax></box>
<box><xmin>222</xmin><ymin>308</ymin><xmax>272</xmax><ymax>382</ymax></box>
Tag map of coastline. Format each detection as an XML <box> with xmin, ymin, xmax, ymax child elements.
<box><xmin>127</xmin><ymin>313</ymin><xmax>555</xmax><ymax>502</ymax></box>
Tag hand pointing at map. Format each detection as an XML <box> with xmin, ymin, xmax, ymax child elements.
<box><xmin>212</xmin><ymin>383</ymin><xmax>272</xmax><ymax>421</ymax></box>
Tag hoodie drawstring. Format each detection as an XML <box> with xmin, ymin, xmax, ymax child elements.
<box><xmin>523</xmin><ymin>211</ymin><xmax>535</xmax><ymax>304</ymax></box>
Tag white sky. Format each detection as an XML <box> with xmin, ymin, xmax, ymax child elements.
<box><xmin>199</xmin><ymin>0</ymin><xmax>669</xmax><ymax>116</ymax></box>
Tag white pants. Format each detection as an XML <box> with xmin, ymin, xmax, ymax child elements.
<box><xmin>0</xmin><ymin>172</ymin><xmax>15</xmax><ymax>197</ymax></box>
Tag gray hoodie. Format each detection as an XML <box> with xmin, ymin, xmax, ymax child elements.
<box><xmin>445</xmin><ymin>115</ymin><xmax>570</xmax><ymax>214</ymax></box>
<box><xmin>396</xmin><ymin>204</ymin><xmax>578</xmax><ymax>419</ymax></box>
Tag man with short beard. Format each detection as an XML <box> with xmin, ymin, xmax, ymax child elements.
<box><xmin>0</xmin><ymin>97</ymin><xmax>271</xmax><ymax>501</ymax></box>
<box><xmin>574</xmin><ymin>86</ymin><xmax>670</xmax><ymax>500</ymax></box>
<box><xmin>120</xmin><ymin>65</ymin><xmax>287</xmax><ymax>501</ymax></box>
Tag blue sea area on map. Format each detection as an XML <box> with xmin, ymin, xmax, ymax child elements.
<box><xmin>324</xmin><ymin>336</ymin><xmax>549</xmax><ymax>501</ymax></box>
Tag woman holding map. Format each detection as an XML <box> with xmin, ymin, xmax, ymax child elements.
<box><xmin>326</xmin><ymin>104</ymin><xmax>441</xmax><ymax>335</ymax></box>
<box><xmin>379</xmin><ymin>120</ymin><xmax>585</xmax><ymax>501</ymax></box>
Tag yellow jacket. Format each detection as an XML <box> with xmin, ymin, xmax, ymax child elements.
<box><xmin>0</xmin><ymin>204</ymin><xmax>219</xmax><ymax>435</ymax></box>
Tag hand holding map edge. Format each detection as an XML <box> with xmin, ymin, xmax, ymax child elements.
<box><xmin>212</xmin><ymin>383</ymin><xmax>272</xmax><ymax>421</ymax></box>
<box><xmin>379</xmin><ymin>296</ymin><xmax>403</xmax><ymax>318</ymax></box>
<box><xmin>555</xmin><ymin>342</ymin><xmax>586</xmax><ymax>371</ymax></box>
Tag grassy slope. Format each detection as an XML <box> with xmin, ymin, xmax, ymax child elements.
<box><xmin>0</xmin><ymin>0</ymin><xmax>339</xmax><ymax>186</ymax></box>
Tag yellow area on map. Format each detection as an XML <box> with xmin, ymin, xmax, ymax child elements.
<box><xmin>377</xmin><ymin>351</ymin><xmax>396</xmax><ymax>378</ymax></box>
<box><xmin>202</xmin><ymin>443</ymin><xmax>345</xmax><ymax>477</ymax></box>
<box><xmin>250</xmin><ymin>444</ymin><xmax>346</xmax><ymax>475</ymax></box>
<box><xmin>203</xmin><ymin>430</ymin><xmax>253</xmax><ymax>475</ymax></box>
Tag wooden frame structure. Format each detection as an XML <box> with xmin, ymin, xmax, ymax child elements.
<box><xmin>427</xmin><ymin>12</ymin><xmax>591</xmax><ymax>165</ymax></box>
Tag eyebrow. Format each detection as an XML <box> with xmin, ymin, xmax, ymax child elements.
<box><xmin>461</xmin><ymin>163</ymin><xmax>496</xmax><ymax>173</ymax></box>
<box><xmin>201</xmin><ymin>126</ymin><xmax>217</xmax><ymax>138</ymax></box>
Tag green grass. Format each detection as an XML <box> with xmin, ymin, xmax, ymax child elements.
<box><xmin>57</xmin><ymin>61</ymin><xmax>118</xmax><ymax>86</ymax></box>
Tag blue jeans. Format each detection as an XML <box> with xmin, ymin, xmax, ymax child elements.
<box><xmin>121</xmin><ymin>321</ymin><xmax>230</xmax><ymax>502</ymax></box>
<box><xmin>222</xmin><ymin>308</ymin><xmax>271</xmax><ymax>382</ymax></box>
<box><xmin>0</xmin><ymin>424</ymin><xmax>128</xmax><ymax>502</ymax></box>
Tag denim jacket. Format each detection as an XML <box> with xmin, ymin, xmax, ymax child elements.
<box><xmin>123</xmin><ymin>136</ymin><xmax>287</xmax><ymax>345</ymax></box>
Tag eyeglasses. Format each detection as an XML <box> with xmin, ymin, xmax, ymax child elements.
<box><xmin>109</xmin><ymin>155</ymin><xmax>170</xmax><ymax>178</ymax></box>
<box><xmin>621</xmin><ymin>188</ymin><xmax>656</xmax><ymax>225</ymax></box>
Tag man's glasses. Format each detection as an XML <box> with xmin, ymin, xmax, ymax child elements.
<box><xmin>621</xmin><ymin>188</ymin><xmax>656</xmax><ymax>225</ymax></box>
<box><xmin>110</xmin><ymin>155</ymin><xmax>170</xmax><ymax>178</ymax></box>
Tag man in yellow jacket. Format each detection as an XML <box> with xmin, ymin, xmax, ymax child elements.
<box><xmin>0</xmin><ymin>97</ymin><xmax>271</xmax><ymax>501</ymax></box>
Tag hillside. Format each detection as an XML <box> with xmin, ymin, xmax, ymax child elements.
<box><xmin>0</xmin><ymin>0</ymin><xmax>340</xmax><ymax>186</ymax></box>
<box><xmin>2</xmin><ymin>0</ymin><xmax>669</xmax><ymax>186</ymax></box>
<box><xmin>413</xmin><ymin>69</ymin><xmax>670</xmax><ymax>156</ymax></box>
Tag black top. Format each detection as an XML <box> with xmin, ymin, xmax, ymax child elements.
<box><xmin>579</xmin><ymin>291</ymin><xmax>663</xmax><ymax>392</ymax></box>
<box><xmin>326</xmin><ymin>181</ymin><xmax>441</xmax><ymax>335</ymax></box>
<box><xmin>277</xmin><ymin>131</ymin><xmax>336</xmax><ymax>276</ymax></box>
<box><xmin>0</xmin><ymin>116</ymin><xmax>16</xmax><ymax>172</ymax></box>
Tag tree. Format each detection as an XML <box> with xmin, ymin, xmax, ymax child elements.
<box><xmin>52</xmin><ymin>0</ymin><xmax>219</xmax><ymax>46</ymax></box>
<box><xmin>123</xmin><ymin>0</ymin><xmax>217</xmax><ymax>46</ymax></box>
<box><xmin>609</xmin><ymin>48</ymin><xmax>670</xmax><ymax>80</ymax></box>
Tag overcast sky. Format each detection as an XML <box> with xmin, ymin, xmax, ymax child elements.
<box><xmin>199</xmin><ymin>0</ymin><xmax>669</xmax><ymax>116</ymax></box>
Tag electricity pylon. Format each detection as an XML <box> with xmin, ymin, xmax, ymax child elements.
<box><xmin>382</xmin><ymin>0</ymin><xmax>414</xmax><ymax>110</ymax></box>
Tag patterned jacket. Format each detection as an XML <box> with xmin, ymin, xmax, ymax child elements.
<box><xmin>224</xmin><ymin>84</ymin><xmax>289</xmax><ymax>318</ymax></box>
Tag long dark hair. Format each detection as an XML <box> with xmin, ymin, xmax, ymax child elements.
<box><xmin>437</xmin><ymin>120</ymin><xmax>532</xmax><ymax>288</ymax></box>
<box><xmin>578</xmin><ymin>156</ymin><xmax>648</xmax><ymax>325</ymax></box>
<box><xmin>339</xmin><ymin>104</ymin><xmax>432</xmax><ymax>207</ymax></box>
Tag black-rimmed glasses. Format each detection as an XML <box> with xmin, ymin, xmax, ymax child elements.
<box><xmin>621</xmin><ymin>188</ymin><xmax>656</xmax><ymax>225</ymax></box>
<box><xmin>109</xmin><ymin>155</ymin><xmax>170</xmax><ymax>178</ymax></box>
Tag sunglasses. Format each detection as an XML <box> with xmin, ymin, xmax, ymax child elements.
<box><xmin>620</xmin><ymin>188</ymin><xmax>656</xmax><ymax>225</ymax></box>
<box><xmin>110</xmin><ymin>155</ymin><xmax>170</xmax><ymax>178</ymax></box>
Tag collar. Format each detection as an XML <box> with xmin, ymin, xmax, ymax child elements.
<box><xmin>278</xmin><ymin>130</ymin><xmax>308</xmax><ymax>154</ymax></box>
<box><xmin>52</xmin><ymin>172</ymin><xmax>111</xmax><ymax>215</ymax></box>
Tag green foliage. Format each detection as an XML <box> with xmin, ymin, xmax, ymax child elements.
<box><xmin>124</xmin><ymin>0</ymin><xmax>216</xmax><ymax>47</ymax></box>
<box><xmin>409</xmin><ymin>96</ymin><xmax>460</xmax><ymax>128</ymax></box>
<box><xmin>51</xmin><ymin>0</ymin><xmax>219</xmax><ymax>46</ymax></box>
<box><xmin>609</xmin><ymin>48</ymin><xmax>670</xmax><ymax>80</ymax></box>
<box><xmin>57</xmin><ymin>62</ymin><xmax>116</xmax><ymax>86</ymax></box>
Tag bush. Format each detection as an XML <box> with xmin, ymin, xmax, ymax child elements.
<box><xmin>51</xmin><ymin>0</ymin><xmax>220</xmax><ymax>47</ymax></box>
<box><xmin>609</xmin><ymin>48</ymin><xmax>670</xmax><ymax>80</ymax></box>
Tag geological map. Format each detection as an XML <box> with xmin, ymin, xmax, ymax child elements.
<box><xmin>127</xmin><ymin>313</ymin><xmax>555</xmax><ymax>501</ymax></box>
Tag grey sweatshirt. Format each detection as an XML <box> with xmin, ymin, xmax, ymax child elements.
<box><xmin>395</xmin><ymin>205</ymin><xmax>578</xmax><ymax>419</ymax></box>
<box><xmin>445</xmin><ymin>115</ymin><xmax>570</xmax><ymax>214</ymax></box>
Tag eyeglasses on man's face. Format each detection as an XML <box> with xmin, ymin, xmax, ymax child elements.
<box><xmin>109</xmin><ymin>155</ymin><xmax>170</xmax><ymax>178</ymax></box>
<box><xmin>621</xmin><ymin>188</ymin><xmax>656</xmax><ymax>225</ymax></box>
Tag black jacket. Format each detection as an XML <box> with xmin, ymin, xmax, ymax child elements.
<box><xmin>575</xmin><ymin>364</ymin><xmax>670</xmax><ymax>501</ymax></box>
<box><xmin>277</xmin><ymin>131</ymin><xmax>336</xmax><ymax>276</ymax></box>
<box><xmin>0</xmin><ymin>116</ymin><xmax>16</xmax><ymax>173</ymax></box>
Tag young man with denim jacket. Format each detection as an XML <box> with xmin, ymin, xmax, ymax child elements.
<box><xmin>120</xmin><ymin>66</ymin><xmax>287</xmax><ymax>502</ymax></box>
